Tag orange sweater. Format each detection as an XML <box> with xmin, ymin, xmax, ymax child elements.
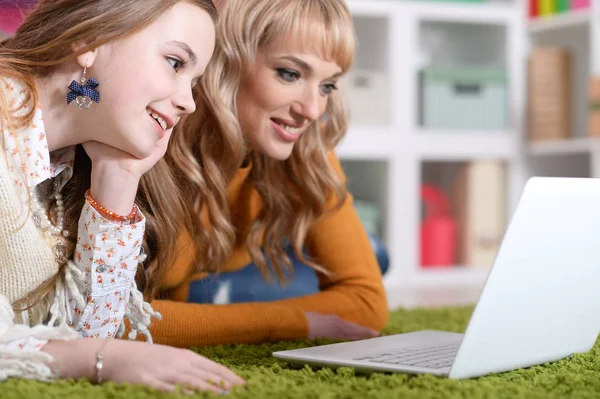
<box><xmin>149</xmin><ymin>152</ymin><xmax>388</xmax><ymax>348</ymax></box>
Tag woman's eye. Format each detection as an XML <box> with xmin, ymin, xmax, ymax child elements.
<box><xmin>321</xmin><ymin>83</ymin><xmax>338</xmax><ymax>95</ymax></box>
<box><xmin>277</xmin><ymin>68</ymin><xmax>300</xmax><ymax>82</ymax></box>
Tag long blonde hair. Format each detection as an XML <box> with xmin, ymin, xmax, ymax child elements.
<box><xmin>0</xmin><ymin>0</ymin><xmax>219</xmax><ymax>305</ymax></box>
<box><xmin>187</xmin><ymin>0</ymin><xmax>356</xmax><ymax>281</ymax></box>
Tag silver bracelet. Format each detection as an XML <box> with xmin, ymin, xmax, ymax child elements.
<box><xmin>95</xmin><ymin>339</ymin><xmax>110</xmax><ymax>384</ymax></box>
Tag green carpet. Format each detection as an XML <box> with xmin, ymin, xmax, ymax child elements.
<box><xmin>3</xmin><ymin>306</ymin><xmax>600</xmax><ymax>398</ymax></box>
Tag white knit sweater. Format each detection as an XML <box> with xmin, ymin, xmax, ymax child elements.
<box><xmin>0</xmin><ymin>111</ymin><xmax>80</xmax><ymax>379</ymax></box>
<box><xmin>0</xmin><ymin>78</ymin><xmax>160</xmax><ymax>380</ymax></box>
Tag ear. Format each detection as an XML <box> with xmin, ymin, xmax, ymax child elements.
<box><xmin>71</xmin><ymin>43</ymin><xmax>99</xmax><ymax>68</ymax></box>
<box><xmin>75</xmin><ymin>49</ymin><xmax>99</xmax><ymax>69</ymax></box>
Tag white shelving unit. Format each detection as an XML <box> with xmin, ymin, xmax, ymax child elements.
<box><xmin>528</xmin><ymin>9</ymin><xmax>590</xmax><ymax>33</ymax></box>
<box><xmin>339</xmin><ymin>0</ymin><xmax>528</xmax><ymax>303</ymax></box>
<box><xmin>523</xmin><ymin>0</ymin><xmax>600</xmax><ymax>184</ymax></box>
<box><xmin>526</xmin><ymin>4</ymin><xmax>600</xmax><ymax>178</ymax></box>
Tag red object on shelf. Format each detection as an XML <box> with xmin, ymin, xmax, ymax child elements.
<box><xmin>528</xmin><ymin>0</ymin><xmax>538</xmax><ymax>18</ymax></box>
<box><xmin>420</xmin><ymin>184</ymin><xmax>456</xmax><ymax>268</ymax></box>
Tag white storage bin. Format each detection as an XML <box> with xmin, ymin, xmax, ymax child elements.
<box><xmin>344</xmin><ymin>69</ymin><xmax>389</xmax><ymax>126</ymax></box>
<box><xmin>419</xmin><ymin>67</ymin><xmax>508</xmax><ymax>130</ymax></box>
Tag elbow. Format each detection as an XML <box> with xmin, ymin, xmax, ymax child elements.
<box><xmin>370</xmin><ymin>293</ymin><xmax>389</xmax><ymax>332</ymax></box>
<box><xmin>356</xmin><ymin>287</ymin><xmax>389</xmax><ymax>332</ymax></box>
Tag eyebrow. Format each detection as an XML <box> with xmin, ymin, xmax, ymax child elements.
<box><xmin>169</xmin><ymin>40</ymin><xmax>197</xmax><ymax>64</ymax></box>
<box><xmin>276</xmin><ymin>55</ymin><xmax>343</xmax><ymax>79</ymax></box>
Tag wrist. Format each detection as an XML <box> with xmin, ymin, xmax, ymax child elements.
<box><xmin>42</xmin><ymin>339</ymin><xmax>105</xmax><ymax>381</ymax></box>
<box><xmin>90</xmin><ymin>163</ymin><xmax>140</xmax><ymax>216</ymax></box>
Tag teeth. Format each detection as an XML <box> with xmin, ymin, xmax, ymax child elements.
<box><xmin>147</xmin><ymin>108</ymin><xmax>167</xmax><ymax>130</ymax></box>
<box><xmin>275</xmin><ymin>121</ymin><xmax>300</xmax><ymax>135</ymax></box>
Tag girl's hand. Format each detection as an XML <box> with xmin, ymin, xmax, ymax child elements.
<box><xmin>82</xmin><ymin>130</ymin><xmax>172</xmax><ymax>215</ymax></box>
<box><xmin>43</xmin><ymin>338</ymin><xmax>245</xmax><ymax>394</ymax></box>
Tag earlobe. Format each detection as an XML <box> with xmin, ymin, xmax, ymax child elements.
<box><xmin>71</xmin><ymin>43</ymin><xmax>99</xmax><ymax>68</ymax></box>
<box><xmin>75</xmin><ymin>49</ymin><xmax>98</xmax><ymax>68</ymax></box>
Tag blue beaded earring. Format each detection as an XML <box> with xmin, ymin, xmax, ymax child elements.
<box><xmin>66</xmin><ymin>67</ymin><xmax>100</xmax><ymax>110</ymax></box>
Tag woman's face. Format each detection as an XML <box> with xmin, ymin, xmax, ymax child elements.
<box><xmin>236</xmin><ymin>37</ymin><xmax>343</xmax><ymax>161</ymax></box>
<box><xmin>80</xmin><ymin>2</ymin><xmax>215</xmax><ymax>159</ymax></box>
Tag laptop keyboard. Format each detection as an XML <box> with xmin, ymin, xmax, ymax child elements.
<box><xmin>353</xmin><ymin>343</ymin><xmax>459</xmax><ymax>369</ymax></box>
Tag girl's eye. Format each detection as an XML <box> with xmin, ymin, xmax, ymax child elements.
<box><xmin>167</xmin><ymin>57</ymin><xmax>185</xmax><ymax>72</ymax></box>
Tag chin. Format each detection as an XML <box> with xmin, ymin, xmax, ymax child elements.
<box><xmin>264</xmin><ymin>142</ymin><xmax>295</xmax><ymax>161</ymax></box>
<box><xmin>124</xmin><ymin>141</ymin><xmax>155</xmax><ymax>159</ymax></box>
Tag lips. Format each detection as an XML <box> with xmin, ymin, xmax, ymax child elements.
<box><xmin>271</xmin><ymin>119</ymin><xmax>302</xmax><ymax>143</ymax></box>
<box><xmin>271</xmin><ymin>118</ymin><xmax>301</xmax><ymax>135</ymax></box>
<box><xmin>147</xmin><ymin>108</ymin><xmax>168</xmax><ymax>130</ymax></box>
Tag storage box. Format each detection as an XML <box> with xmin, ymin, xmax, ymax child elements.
<box><xmin>451</xmin><ymin>161</ymin><xmax>507</xmax><ymax>269</ymax></box>
<box><xmin>353</xmin><ymin>200</ymin><xmax>380</xmax><ymax>237</ymax></box>
<box><xmin>419</xmin><ymin>67</ymin><xmax>508</xmax><ymax>130</ymax></box>
<box><xmin>527</xmin><ymin>47</ymin><xmax>571</xmax><ymax>142</ymax></box>
<box><xmin>344</xmin><ymin>69</ymin><xmax>389</xmax><ymax>126</ymax></box>
<box><xmin>588</xmin><ymin>77</ymin><xmax>600</xmax><ymax>137</ymax></box>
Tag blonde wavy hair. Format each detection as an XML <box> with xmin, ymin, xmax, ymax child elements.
<box><xmin>185</xmin><ymin>0</ymin><xmax>357</xmax><ymax>281</ymax></box>
<box><xmin>0</xmin><ymin>0</ymin><xmax>222</xmax><ymax>306</ymax></box>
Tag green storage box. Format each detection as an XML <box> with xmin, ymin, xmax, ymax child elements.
<box><xmin>353</xmin><ymin>200</ymin><xmax>380</xmax><ymax>237</ymax></box>
<box><xmin>419</xmin><ymin>67</ymin><xmax>508</xmax><ymax>131</ymax></box>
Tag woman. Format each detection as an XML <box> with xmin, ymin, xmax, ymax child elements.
<box><xmin>148</xmin><ymin>0</ymin><xmax>389</xmax><ymax>349</ymax></box>
<box><xmin>0</xmin><ymin>0</ymin><xmax>243</xmax><ymax>392</ymax></box>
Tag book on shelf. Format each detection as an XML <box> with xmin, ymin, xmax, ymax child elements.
<box><xmin>451</xmin><ymin>161</ymin><xmax>507</xmax><ymax>270</ymax></box>
<box><xmin>527</xmin><ymin>47</ymin><xmax>572</xmax><ymax>142</ymax></box>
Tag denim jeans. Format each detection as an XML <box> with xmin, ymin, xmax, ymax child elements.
<box><xmin>188</xmin><ymin>233</ymin><xmax>389</xmax><ymax>304</ymax></box>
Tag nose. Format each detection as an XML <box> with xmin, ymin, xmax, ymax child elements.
<box><xmin>291</xmin><ymin>86</ymin><xmax>324</xmax><ymax>122</ymax></box>
<box><xmin>172</xmin><ymin>84</ymin><xmax>197</xmax><ymax>116</ymax></box>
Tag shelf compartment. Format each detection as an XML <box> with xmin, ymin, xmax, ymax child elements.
<box><xmin>419</xmin><ymin>160</ymin><xmax>508</xmax><ymax>271</ymax></box>
<box><xmin>341</xmin><ymin>159</ymin><xmax>390</xmax><ymax>245</ymax></box>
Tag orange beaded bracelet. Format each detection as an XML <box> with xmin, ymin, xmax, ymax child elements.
<box><xmin>85</xmin><ymin>189</ymin><xmax>139</xmax><ymax>224</ymax></box>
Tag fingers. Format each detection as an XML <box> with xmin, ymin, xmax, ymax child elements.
<box><xmin>191</xmin><ymin>356</ymin><xmax>245</xmax><ymax>386</ymax></box>
<box><xmin>337</xmin><ymin>317</ymin><xmax>381</xmax><ymax>341</ymax></box>
<box><xmin>305</xmin><ymin>312</ymin><xmax>382</xmax><ymax>341</ymax></box>
<box><xmin>184</xmin><ymin>368</ymin><xmax>233</xmax><ymax>391</ymax></box>
<box><xmin>167</xmin><ymin>372</ymin><xmax>225</xmax><ymax>395</ymax></box>
<box><xmin>149</xmin><ymin>380</ymin><xmax>177</xmax><ymax>393</ymax></box>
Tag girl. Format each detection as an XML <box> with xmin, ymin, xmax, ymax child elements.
<box><xmin>147</xmin><ymin>0</ymin><xmax>390</xmax><ymax>348</ymax></box>
<box><xmin>0</xmin><ymin>0</ymin><xmax>243</xmax><ymax>392</ymax></box>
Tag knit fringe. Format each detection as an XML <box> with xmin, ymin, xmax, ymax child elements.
<box><xmin>16</xmin><ymin>259</ymin><xmax>160</xmax><ymax>342</ymax></box>
<box><xmin>0</xmin><ymin>294</ymin><xmax>78</xmax><ymax>382</ymax></box>
<box><xmin>120</xmin><ymin>280</ymin><xmax>162</xmax><ymax>343</ymax></box>
<box><xmin>0</xmin><ymin>355</ymin><xmax>55</xmax><ymax>382</ymax></box>
<box><xmin>48</xmin><ymin>262</ymin><xmax>161</xmax><ymax>342</ymax></box>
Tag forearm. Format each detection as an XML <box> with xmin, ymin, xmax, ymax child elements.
<box><xmin>68</xmin><ymin>196</ymin><xmax>146</xmax><ymax>338</ymax></box>
<box><xmin>90</xmin><ymin>163</ymin><xmax>139</xmax><ymax>216</ymax></box>
<box><xmin>148</xmin><ymin>300</ymin><xmax>308</xmax><ymax>348</ymax></box>
<box><xmin>273</xmin><ymin>284</ymin><xmax>388</xmax><ymax>331</ymax></box>
<box><xmin>41</xmin><ymin>338</ymin><xmax>104</xmax><ymax>381</ymax></box>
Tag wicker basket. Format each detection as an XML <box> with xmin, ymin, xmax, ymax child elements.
<box><xmin>588</xmin><ymin>77</ymin><xmax>600</xmax><ymax>137</ymax></box>
<box><xmin>527</xmin><ymin>47</ymin><xmax>572</xmax><ymax>142</ymax></box>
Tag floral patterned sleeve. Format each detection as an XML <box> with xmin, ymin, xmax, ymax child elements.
<box><xmin>0</xmin><ymin>294</ymin><xmax>79</xmax><ymax>381</ymax></box>
<box><xmin>65</xmin><ymin>199</ymin><xmax>146</xmax><ymax>339</ymax></box>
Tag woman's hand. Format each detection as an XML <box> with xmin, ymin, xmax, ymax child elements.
<box><xmin>304</xmin><ymin>311</ymin><xmax>380</xmax><ymax>341</ymax></box>
<box><xmin>43</xmin><ymin>338</ymin><xmax>245</xmax><ymax>394</ymax></box>
<box><xmin>82</xmin><ymin>131</ymin><xmax>172</xmax><ymax>215</ymax></box>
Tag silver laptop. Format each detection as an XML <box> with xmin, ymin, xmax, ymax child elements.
<box><xmin>273</xmin><ymin>177</ymin><xmax>600</xmax><ymax>379</ymax></box>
